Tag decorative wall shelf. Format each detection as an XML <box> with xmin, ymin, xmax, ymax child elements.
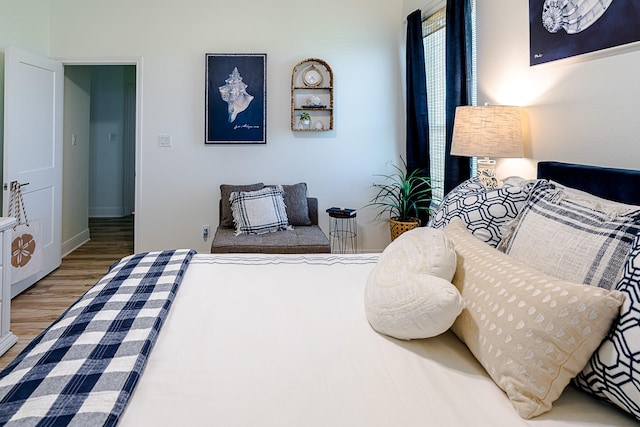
<box><xmin>291</xmin><ymin>58</ymin><xmax>333</xmax><ymax>131</ymax></box>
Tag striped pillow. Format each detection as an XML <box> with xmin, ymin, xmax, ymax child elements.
<box><xmin>230</xmin><ymin>186</ymin><xmax>292</xmax><ymax>235</ymax></box>
<box><xmin>500</xmin><ymin>182</ymin><xmax>640</xmax><ymax>290</ymax></box>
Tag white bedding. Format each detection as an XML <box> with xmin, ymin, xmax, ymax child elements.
<box><xmin>119</xmin><ymin>254</ymin><xmax>636</xmax><ymax>426</ymax></box>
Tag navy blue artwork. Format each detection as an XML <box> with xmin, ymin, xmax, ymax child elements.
<box><xmin>529</xmin><ymin>0</ymin><xmax>640</xmax><ymax>65</ymax></box>
<box><xmin>206</xmin><ymin>54</ymin><xmax>266</xmax><ymax>144</ymax></box>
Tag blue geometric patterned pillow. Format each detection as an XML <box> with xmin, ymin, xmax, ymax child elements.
<box><xmin>230</xmin><ymin>186</ymin><xmax>292</xmax><ymax>235</ymax></box>
<box><xmin>428</xmin><ymin>177</ymin><xmax>538</xmax><ymax>247</ymax></box>
<box><xmin>574</xmin><ymin>233</ymin><xmax>640</xmax><ymax>421</ymax></box>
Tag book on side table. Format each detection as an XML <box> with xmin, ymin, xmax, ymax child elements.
<box><xmin>326</xmin><ymin>207</ymin><xmax>357</xmax><ymax>218</ymax></box>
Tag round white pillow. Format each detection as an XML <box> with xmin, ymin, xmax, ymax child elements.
<box><xmin>364</xmin><ymin>227</ymin><xmax>462</xmax><ymax>340</ymax></box>
<box><xmin>375</xmin><ymin>227</ymin><xmax>458</xmax><ymax>282</ymax></box>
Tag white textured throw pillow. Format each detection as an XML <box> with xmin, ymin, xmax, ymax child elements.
<box><xmin>365</xmin><ymin>227</ymin><xmax>462</xmax><ymax>340</ymax></box>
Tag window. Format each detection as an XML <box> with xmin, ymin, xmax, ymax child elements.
<box><xmin>422</xmin><ymin>1</ymin><xmax>476</xmax><ymax>204</ymax></box>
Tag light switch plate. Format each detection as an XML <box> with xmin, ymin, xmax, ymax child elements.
<box><xmin>158</xmin><ymin>134</ymin><xmax>172</xmax><ymax>147</ymax></box>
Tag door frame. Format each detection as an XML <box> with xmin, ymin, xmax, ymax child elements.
<box><xmin>59</xmin><ymin>57</ymin><xmax>143</xmax><ymax>252</ymax></box>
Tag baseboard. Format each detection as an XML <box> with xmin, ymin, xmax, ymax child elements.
<box><xmin>0</xmin><ymin>332</ymin><xmax>18</xmax><ymax>357</ymax></box>
<box><xmin>62</xmin><ymin>228</ymin><xmax>90</xmax><ymax>258</ymax></box>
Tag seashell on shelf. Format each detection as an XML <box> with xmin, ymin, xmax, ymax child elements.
<box><xmin>542</xmin><ymin>0</ymin><xmax>614</xmax><ymax>34</ymax></box>
<box><xmin>218</xmin><ymin>67</ymin><xmax>254</xmax><ymax>123</ymax></box>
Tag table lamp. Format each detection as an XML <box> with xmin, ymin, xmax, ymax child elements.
<box><xmin>450</xmin><ymin>105</ymin><xmax>524</xmax><ymax>189</ymax></box>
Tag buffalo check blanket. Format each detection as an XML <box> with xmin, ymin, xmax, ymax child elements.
<box><xmin>0</xmin><ymin>249</ymin><xmax>195</xmax><ymax>426</ymax></box>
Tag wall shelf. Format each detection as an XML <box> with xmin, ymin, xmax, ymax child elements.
<box><xmin>291</xmin><ymin>58</ymin><xmax>334</xmax><ymax>132</ymax></box>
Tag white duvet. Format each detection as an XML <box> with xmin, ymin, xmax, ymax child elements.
<box><xmin>119</xmin><ymin>254</ymin><xmax>636</xmax><ymax>426</ymax></box>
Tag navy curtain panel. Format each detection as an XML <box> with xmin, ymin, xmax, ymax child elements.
<box><xmin>444</xmin><ymin>0</ymin><xmax>472</xmax><ymax>194</ymax></box>
<box><xmin>405</xmin><ymin>9</ymin><xmax>431</xmax><ymax>224</ymax></box>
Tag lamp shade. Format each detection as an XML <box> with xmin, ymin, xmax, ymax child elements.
<box><xmin>450</xmin><ymin>106</ymin><xmax>524</xmax><ymax>158</ymax></box>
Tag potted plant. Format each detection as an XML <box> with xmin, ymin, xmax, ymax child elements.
<box><xmin>299</xmin><ymin>112</ymin><xmax>311</xmax><ymax>129</ymax></box>
<box><xmin>367</xmin><ymin>157</ymin><xmax>434</xmax><ymax>241</ymax></box>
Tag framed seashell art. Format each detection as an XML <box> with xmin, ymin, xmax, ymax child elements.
<box><xmin>205</xmin><ymin>53</ymin><xmax>267</xmax><ymax>144</ymax></box>
<box><xmin>529</xmin><ymin>0</ymin><xmax>640</xmax><ymax>65</ymax></box>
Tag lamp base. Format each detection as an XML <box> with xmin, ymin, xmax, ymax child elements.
<box><xmin>477</xmin><ymin>158</ymin><xmax>498</xmax><ymax>189</ymax></box>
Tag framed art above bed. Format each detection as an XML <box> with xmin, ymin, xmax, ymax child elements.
<box><xmin>529</xmin><ymin>0</ymin><xmax>640</xmax><ymax>65</ymax></box>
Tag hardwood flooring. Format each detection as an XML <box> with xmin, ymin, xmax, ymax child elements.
<box><xmin>0</xmin><ymin>216</ymin><xmax>134</xmax><ymax>370</ymax></box>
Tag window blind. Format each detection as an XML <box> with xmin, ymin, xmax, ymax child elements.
<box><xmin>422</xmin><ymin>2</ymin><xmax>476</xmax><ymax>205</ymax></box>
<box><xmin>422</xmin><ymin>7</ymin><xmax>447</xmax><ymax>204</ymax></box>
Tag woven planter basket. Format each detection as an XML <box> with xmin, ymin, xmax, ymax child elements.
<box><xmin>389</xmin><ymin>217</ymin><xmax>420</xmax><ymax>241</ymax></box>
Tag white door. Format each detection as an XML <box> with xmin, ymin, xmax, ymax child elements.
<box><xmin>3</xmin><ymin>47</ymin><xmax>63</xmax><ymax>297</ymax></box>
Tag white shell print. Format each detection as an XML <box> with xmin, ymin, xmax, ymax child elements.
<box><xmin>218</xmin><ymin>67</ymin><xmax>254</xmax><ymax>123</ymax></box>
<box><xmin>542</xmin><ymin>0</ymin><xmax>614</xmax><ymax>34</ymax></box>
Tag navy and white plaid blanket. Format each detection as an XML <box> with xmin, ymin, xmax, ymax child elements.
<box><xmin>0</xmin><ymin>249</ymin><xmax>195</xmax><ymax>426</ymax></box>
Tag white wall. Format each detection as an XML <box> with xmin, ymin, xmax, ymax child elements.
<box><xmin>0</xmin><ymin>0</ymin><xmax>51</xmax><ymax>209</ymax></box>
<box><xmin>5</xmin><ymin>0</ymin><xmax>638</xmax><ymax>253</ymax></box>
<box><xmin>89</xmin><ymin>66</ymin><xmax>124</xmax><ymax>217</ymax></box>
<box><xmin>48</xmin><ymin>0</ymin><xmax>405</xmax><ymax>253</ymax></box>
<box><xmin>88</xmin><ymin>65</ymin><xmax>135</xmax><ymax>218</ymax></box>
<box><xmin>62</xmin><ymin>66</ymin><xmax>91</xmax><ymax>255</ymax></box>
<box><xmin>406</xmin><ymin>0</ymin><xmax>640</xmax><ymax>180</ymax></box>
<box><xmin>477</xmin><ymin>1</ymin><xmax>640</xmax><ymax>180</ymax></box>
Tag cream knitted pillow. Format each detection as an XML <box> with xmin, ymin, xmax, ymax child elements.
<box><xmin>365</xmin><ymin>227</ymin><xmax>462</xmax><ymax>340</ymax></box>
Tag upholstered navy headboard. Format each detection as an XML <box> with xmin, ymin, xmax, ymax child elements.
<box><xmin>537</xmin><ymin>161</ymin><xmax>640</xmax><ymax>205</ymax></box>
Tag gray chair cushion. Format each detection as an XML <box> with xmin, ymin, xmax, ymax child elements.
<box><xmin>211</xmin><ymin>225</ymin><xmax>330</xmax><ymax>254</ymax></box>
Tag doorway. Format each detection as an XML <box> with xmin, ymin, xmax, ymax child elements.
<box><xmin>62</xmin><ymin>62</ymin><xmax>139</xmax><ymax>256</ymax></box>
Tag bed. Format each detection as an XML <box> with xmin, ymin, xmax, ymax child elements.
<box><xmin>1</xmin><ymin>162</ymin><xmax>639</xmax><ymax>426</ymax></box>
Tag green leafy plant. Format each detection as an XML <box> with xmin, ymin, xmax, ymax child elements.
<box><xmin>367</xmin><ymin>157</ymin><xmax>434</xmax><ymax>222</ymax></box>
<box><xmin>300</xmin><ymin>112</ymin><xmax>311</xmax><ymax>121</ymax></box>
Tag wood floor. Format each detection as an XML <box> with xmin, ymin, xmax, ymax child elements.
<box><xmin>0</xmin><ymin>216</ymin><xmax>134</xmax><ymax>370</ymax></box>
